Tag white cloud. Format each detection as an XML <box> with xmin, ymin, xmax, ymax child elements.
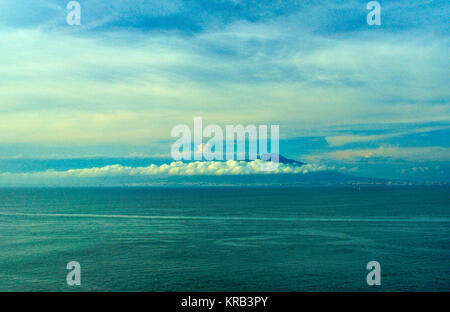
<box><xmin>0</xmin><ymin>160</ymin><xmax>328</xmax><ymax>180</ymax></box>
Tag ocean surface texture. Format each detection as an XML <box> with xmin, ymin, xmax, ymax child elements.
<box><xmin>0</xmin><ymin>187</ymin><xmax>448</xmax><ymax>291</ymax></box>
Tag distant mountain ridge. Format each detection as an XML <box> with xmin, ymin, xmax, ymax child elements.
<box><xmin>258</xmin><ymin>153</ymin><xmax>305</xmax><ymax>166</ymax></box>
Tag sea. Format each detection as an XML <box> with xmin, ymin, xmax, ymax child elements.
<box><xmin>0</xmin><ymin>186</ymin><xmax>448</xmax><ymax>291</ymax></box>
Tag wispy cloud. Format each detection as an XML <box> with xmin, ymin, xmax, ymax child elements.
<box><xmin>308</xmin><ymin>146</ymin><xmax>450</xmax><ymax>162</ymax></box>
<box><xmin>0</xmin><ymin>1</ymin><xmax>448</xmax><ymax>144</ymax></box>
<box><xmin>326</xmin><ymin>126</ymin><xmax>450</xmax><ymax>147</ymax></box>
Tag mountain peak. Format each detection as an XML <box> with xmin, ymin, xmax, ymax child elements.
<box><xmin>259</xmin><ymin>153</ymin><xmax>305</xmax><ymax>166</ymax></box>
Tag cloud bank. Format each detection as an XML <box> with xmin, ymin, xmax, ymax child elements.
<box><xmin>0</xmin><ymin>160</ymin><xmax>330</xmax><ymax>180</ymax></box>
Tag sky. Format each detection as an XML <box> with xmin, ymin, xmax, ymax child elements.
<box><xmin>0</xmin><ymin>0</ymin><xmax>448</xmax><ymax>185</ymax></box>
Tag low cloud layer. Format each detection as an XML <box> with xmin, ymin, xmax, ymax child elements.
<box><xmin>0</xmin><ymin>160</ymin><xmax>328</xmax><ymax>180</ymax></box>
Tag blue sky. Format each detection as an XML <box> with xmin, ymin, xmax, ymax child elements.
<box><xmin>0</xmin><ymin>0</ymin><xmax>448</xmax><ymax>185</ymax></box>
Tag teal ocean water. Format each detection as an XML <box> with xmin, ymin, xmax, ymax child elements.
<box><xmin>0</xmin><ymin>187</ymin><xmax>448</xmax><ymax>291</ymax></box>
